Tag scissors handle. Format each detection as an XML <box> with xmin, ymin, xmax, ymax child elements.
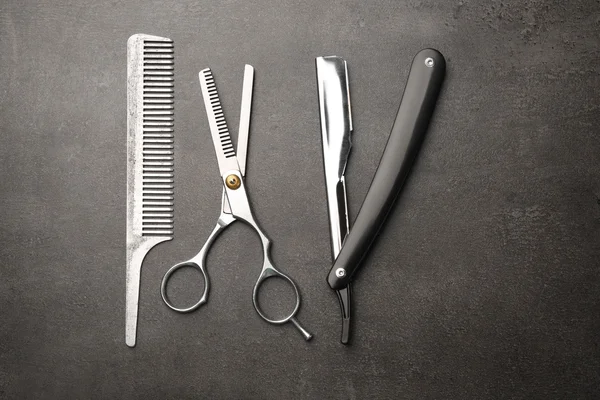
<box><xmin>222</xmin><ymin>177</ymin><xmax>312</xmax><ymax>340</ymax></box>
<box><xmin>252</xmin><ymin>264</ymin><xmax>313</xmax><ymax>341</ymax></box>
<box><xmin>160</xmin><ymin>213</ymin><xmax>234</xmax><ymax>312</ymax></box>
<box><xmin>220</xmin><ymin>172</ymin><xmax>312</xmax><ymax>339</ymax></box>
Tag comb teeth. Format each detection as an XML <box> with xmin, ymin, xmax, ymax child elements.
<box><xmin>200</xmin><ymin>69</ymin><xmax>235</xmax><ymax>159</ymax></box>
<box><xmin>142</xmin><ymin>38</ymin><xmax>174</xmax><ymax>236</ymax></box>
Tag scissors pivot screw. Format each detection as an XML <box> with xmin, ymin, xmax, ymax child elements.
<box><xmin>335</xmin><ymin>268</ymin><xmax>346</xmax><ymax>278</ymax></box>
<box><xmin>225</xmin><ymin>174</ymin><xmax>241</xmax><ymax>190</ymax></box>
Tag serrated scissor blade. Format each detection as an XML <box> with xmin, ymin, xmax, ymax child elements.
<box><xmin>198</xmin><ymin>68</ymin><xmax>240</xmax><ymax>176</ymax></box>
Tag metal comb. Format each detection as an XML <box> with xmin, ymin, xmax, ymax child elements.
<box><xmin>126</xmin><ymin>34</ymin><xmax>174</xmax><ymax>347</ymax></box>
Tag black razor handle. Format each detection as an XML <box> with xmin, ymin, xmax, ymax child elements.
<box><xmin>327</xmin><ymin>48</ymin><xmax>446</xmax><ymax>290</ymax></box>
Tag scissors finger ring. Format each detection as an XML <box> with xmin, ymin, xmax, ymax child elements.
<box><xmin>160</xmin><ymin>203</ymin><xmax>235</xmax><ymax>312</ymax></box>
<box><xmin>161</xmin><ymin>261</ymin><xmax>209</xmax><ymax>313</ymax></box>
<box><xmin>253</xmin><ymin>266</ymin><xmax>312</xmax><ymax>340</ymax></box>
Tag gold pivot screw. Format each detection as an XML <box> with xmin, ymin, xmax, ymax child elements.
<box><xmin>225</xmin><ymin>174</ymin><xmax>241</xmax><ymax>190</ymax></box>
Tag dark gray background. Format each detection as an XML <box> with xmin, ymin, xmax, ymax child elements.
<box><xmin>1</xmin><ymin>0</ymin><xmax>599</xmax><ymax>398</ymax></box>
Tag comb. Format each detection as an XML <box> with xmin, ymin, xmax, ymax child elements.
<box><xmin>126</xmin><ymin>34</ymin><xmax>174</xmax><ymax>347</ymax></box>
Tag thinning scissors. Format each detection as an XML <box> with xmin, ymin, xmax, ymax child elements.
<box><xmin>160</xmin><ymin>65</ymin><xmax>312</xmax><ymax>340</ymax></box>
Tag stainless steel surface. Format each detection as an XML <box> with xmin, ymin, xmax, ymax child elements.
<box><xmin>126</xmin><ymin>34</ymin><xmax>174</xmax><ymax>348</ymax></box>
<box><xmin>316</xmin><ymin>55</ymin><xmax>353</xmax><ymax>344</ymax></box>
<box><xmin>160</xmin><ymin>66</ymin><xmax>254</xmax><ymax>312</ymax></box>
<box><xmin>236</xmin><ymin>65</ymin><xmax>254</xmax><ymax>177</ymax></box>
<box><xmin>425</xmin><ymin>57</ymin><xmax>434</xmax><ymax>67</ymax></box>
<box><xmin>316</xmin><ymin>56</ymin><xmax>352</xmax><ymax>257</ymax></box>
<box><xmin>198</xmin><ymin>67</ymin><xmax>312</xmax><ymax>341</ymax></box>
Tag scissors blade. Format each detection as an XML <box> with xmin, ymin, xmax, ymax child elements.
<box><xmin>237</xmin><ymin>65</ymin><xmax>254</xmax><ymax>176</ymax></box>
<box><xmin>199</xmin><ymin>68</ymin><xmax>241</xmax><ymax>177</ymax></box>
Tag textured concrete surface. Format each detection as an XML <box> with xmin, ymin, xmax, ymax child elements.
<box><xmin>1</xmin><ymin>0</ymin><xmax>599</xmax><ymax>399</ymax></box>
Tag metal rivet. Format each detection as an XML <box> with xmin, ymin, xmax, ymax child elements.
<box><xmin>225</xmin><ymin>174</ymin><xmax>241</xmax><ymax>190</ymax></box>
<box><xmin>425</xmin><ymin>57</ymin><xmax>434</xmax><ymax>67</ymax></box>
<box><xmin>335</xmin><ymin>268</ymin><xmax>346</xmax><ymax>278</ymax></box>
